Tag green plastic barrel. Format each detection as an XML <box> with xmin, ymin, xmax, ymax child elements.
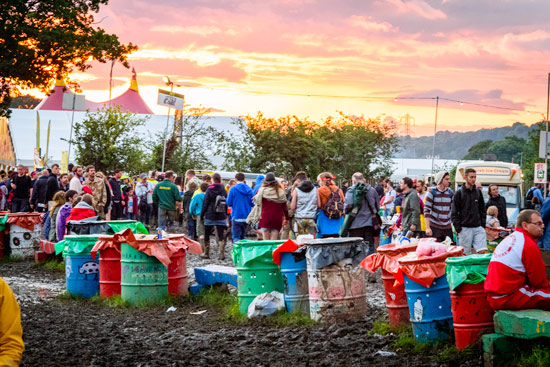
<box><xmin>232</xmin><ymin>240</ymin><xmax>285</xmax><ymax>314</ymax></box>
<box><xmin>120</xmin><ymin>243</ymin><xmax>168</xmax><ymax>305</ymax></box>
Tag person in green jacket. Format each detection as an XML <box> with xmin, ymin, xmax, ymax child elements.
<box><xmin>152</xmin><ymin>171</ymin><xmax>182</xmax><ymax>231</ymax></box>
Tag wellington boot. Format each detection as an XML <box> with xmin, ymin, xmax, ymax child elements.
<box><xmin>218</xmin><ymin>239</ymin><xmax>226</xmax><ymax>261</ymax></box>
<box><xmin>200</xmin><ymin>240</ymin><xmax>210</xmax><ymax>259</ymax></box>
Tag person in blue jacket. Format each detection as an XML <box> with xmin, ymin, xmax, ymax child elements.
<box><xmin>190</xmin><ymin>182</ymin><xmax>208</xmax><ymax>256</ymax></box>
<box><xmin>539</xmin><ymin>197</ymin><xmax>550</xmax><ymax>249</ymax></box>
<box><xmin>252</xmin><ymin>175</ymin><xmax>265</xmax><ymax>196</ymax></box>
<box><xmin>227</xmin><ymin>172</ymin><xmax>253</xmax><ymax>243</ymax></box>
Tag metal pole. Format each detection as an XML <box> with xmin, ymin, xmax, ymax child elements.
<box><xmin>68</xmin><ymin>93</ymin><xmax>76</xmax><ymax>163</ymax></box>
<box><xmin>545</xmin><ymin>73</ymin><xmax>550</xmax><ymax>198</ymax></box>
<box><xmin>161</xmin><ymin>83</ymin><xmax>174</xmax><ymax>172</ymax></box>
<box><xmin>431</xmin><ymin>96</ymin><xmax>439</xmax><ymax>173</ymax></box>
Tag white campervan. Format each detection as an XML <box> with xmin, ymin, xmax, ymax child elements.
<box><xmin>455</xmin><ymin>161</ymin><xmax>523</xmax><ymax>227</ymax></box>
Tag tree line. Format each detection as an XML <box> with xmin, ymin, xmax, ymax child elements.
<box><xmin>73</xmin><ymin>108</ymin><xmax>400</xmax><ymax>180</ymax></box>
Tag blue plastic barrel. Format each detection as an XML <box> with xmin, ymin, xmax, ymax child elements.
<box><xmin>404</xmin><ymin>274</ymin><xmax>453</xmax><ymax>343</ymax></box>
<box><xmin>66</xmin><ymin>252</ymin><xmax>100</xmax><ymax>298</ymax></box>
<box><xmin>380</xmin><ymin>230</ymin><xmax>391</xmax><ymax>245</ymax></box>
<box><xmin>280</xmin><ymin>252</ymin><xmax>309</xmax><ymax>314</ymax></box>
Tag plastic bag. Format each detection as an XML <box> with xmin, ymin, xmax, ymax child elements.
<box><xmin>247</xmin><ymin>291</ymin><xmax>285</xmax><ymax>318</ymax></box>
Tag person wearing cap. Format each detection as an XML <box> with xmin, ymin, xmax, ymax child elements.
<box><xmin>424</xmin><ymin>171</ymin><xmax>454</xmax><ymax>242</ymax></box>
<box><xmin>135</xmin><ymin>173</ymin><xmax>154</xmax><ymax>226</ymax></box>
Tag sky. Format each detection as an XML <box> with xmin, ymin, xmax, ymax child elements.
<box><xmin>37</xmin><ymin>0</ymin><xmax>550</xmax><ymax>136</ymax></box>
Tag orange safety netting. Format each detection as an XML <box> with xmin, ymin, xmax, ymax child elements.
<box><xmin>272</xmin><ymin>239</ymin><xmax>299</xmax><ymax>266</ymax></box>
<box><xmin>397</xmin><ymin>246</ymin><xmax>464</xmax><ymax>288</ymax></box>
<box><xmin>90</xmin><ymin>229</ymin><xmax>201</xmax><ymax>266</ymax></box>
<box><xmin>361</xmin><ymin>243</ymin><xmax>417</xmax><ymax>285</ymax></box>
<box><xmin>6</xmin><ymin>213</ymin><xmax>43</xmax><ymax>231</ymax></box>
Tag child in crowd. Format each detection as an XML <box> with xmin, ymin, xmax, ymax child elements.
<box><xmin>124</xmin><ymin>188</ymin><xmax>138</xmax><ymax>220</ymax></box>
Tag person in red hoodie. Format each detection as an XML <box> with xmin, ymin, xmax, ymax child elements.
<box><xmin>485</xmin><ymin>209</ymin><xmax>550</xmax><ymax>311</ymax></box>
<box><xmin>66</xmin><ymin>194</ymin><xmax>96</xmax><ymax>222</ymax></box>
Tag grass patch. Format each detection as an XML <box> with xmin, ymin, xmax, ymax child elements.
<box><xmin>437</xmin><ymin>345</ymin><xmax>479</xmax><ymax>364</ymax></box>
<box><xmin>192</xmin><ymin>286</ymin><xmax>316</xmax><ymax>326</ymax></box>
<box><xmin>90</xmin><ymin>295</ymin><xmax>132</xmax><ymax>308</ymax></box>
<box><xmin>57</xmin><ymin>291</ymin><xmax>86</xmax><ymax>301</ymax></box>
<box><xmin>0</xmin><ymin>255</ymin><xmax>24</xmax><ymax>263</ymax></box>
<box><xmin>369</xmin><ymin>318</ymin><xmax>412</xmax><ymax>336</ymax></box>
<box><xmin>34</xmin><ymin>259</ymin><xmax>65</xmax><ymax>271</ymax></box>
<box><xmin>261</xmin><ymin>310</ymin><xmax>316</xmax><ymax>327</ymax></box>
<box><xmin>393</xmin><ymin>335</ymin><xmax>432</xmax><ymax>354</ymax></box>
<box><xmin>514</xmin><ymin>345</ymin><xmax>550</xmax><ymax>367</ymax></box>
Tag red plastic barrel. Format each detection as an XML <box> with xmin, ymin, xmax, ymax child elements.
<box><xmin>99</xmin><ymin>245</ymin><xmax>121</xmax><ymax>297</ymax></box>
<box><xmin>381</xmin><ymin>269</ymin><xmax>410</xmax><ymax>327</ymax></box>
<box><xmin>168</xmin><ymin>249</ymin><xmax>188</xmax><ymax>296</ymax></box>
<box><xmin>450</xmin><ymin>282</ymin><xmax>494</xmax><ymax>350</ymax></box>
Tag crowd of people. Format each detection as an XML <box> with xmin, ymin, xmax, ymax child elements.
<box><xmin>0</xmin><ymin>165</ymin><xmax>521</xmax><ymax>257</ymax></box>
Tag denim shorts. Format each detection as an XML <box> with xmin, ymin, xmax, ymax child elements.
<box><xmin>260</xmin><ymin>228</ymin><xmax>278</xmax><ymax>233</ymax></box>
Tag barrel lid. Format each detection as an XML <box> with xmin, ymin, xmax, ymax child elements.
<box><xmin>235</xmin><ymin>240</ymin><xmax>286</xmax><ymax>246</ymax></box>
<box><xmin>398</xmin><ymin>245</ymin><xmax>464</xmax><ymax>265</ymax></box>
<box><xmin>304</xmin><ymin>237</ymin><xmax>363</xmax><ymax>246</ymax></box>
<box><xmin>64</xmin><ymin>234</ymin><xmax>101</xmax><ymax>241</ymax></box>
<box><xmin>377</xmin><ymin>242</ymin><xmax>417</xmax><ymax>255</ymax></box>
<box><xmin>446</xmin><ymin>253</ymin><xmax>491</xmax><ymax>266</ymax></box>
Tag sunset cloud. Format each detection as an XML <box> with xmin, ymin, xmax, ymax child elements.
<box><xmin>42</xmin><ymin>0</ymin><xmax>550</xmax><ymax>134</ymax></box>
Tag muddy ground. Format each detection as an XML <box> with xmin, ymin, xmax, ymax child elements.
<box><xmin>1</xmin><ymin>244</ymin><xmax>483</xmax><ymax>367</ymax></box>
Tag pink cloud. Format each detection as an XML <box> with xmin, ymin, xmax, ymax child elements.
<box><xmin>349</xmin><ymin>15</ymin><xmax>398</xmax><ymax>33</ymax></box>
<box><xmin>384</xmin><ymin>0</ymin><xmax>447</xmax><ymax>20</ymax></box>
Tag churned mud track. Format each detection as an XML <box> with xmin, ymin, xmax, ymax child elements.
<box><xmin>1</xmin><ymin>261</ymin><xmax>479</xmax><ymax>367</ymax></box>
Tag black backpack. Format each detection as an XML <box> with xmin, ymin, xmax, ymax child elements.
<box><xmin>322</xmin><ymin>187</ymin><xmax>344</xmax><ymax>219</ymax></box>
<box><xmin>214</xmin><ymin>195</ymin><xmax>227</xmax><ymax>213</ymax></box>
<box><xmin>525</xmin><ymin>188</ymin><xmax>535</xmax><ymax>209</ymax></box>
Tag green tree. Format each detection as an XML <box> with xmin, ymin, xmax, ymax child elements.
<box><xmin>462</xmin><ymin>139</ymin><xmax>493</xmax><ymax>160</ymax></box>
<box><xmin>148</xmin><ymin>108</ymin><xmax>226</xmax><ymax>174</ymax></box>
<box><xmin>74</xmin><ymin>107</ymin><xmax>149</xmax><ymax>174</ymax></box>
<box><xmin>0</xmin><ymin>0</ymin><xmax>137</xmax><ymax>116</ymax></box>
<box><xmin>222</xmin><ymin>112</ymin><xmax>398</xmax><ymax>180</ymax></box>
<box><xmin>9</xmin><ymin>94</ymin><xmax>42</xmax><ymax>109</ymax></box>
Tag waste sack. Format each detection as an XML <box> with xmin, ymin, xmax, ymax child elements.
<box><xmin>248</xmin><ymin>291</ymin><xmax>285</xmax><ymax>318</ymax></box>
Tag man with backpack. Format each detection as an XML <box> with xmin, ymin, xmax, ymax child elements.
<box><xmin>401</xmin><ymin>177</ymin><xmax>422</xmax><ymax>237</ymax></box>
<box><xmin>451</xmin><ymin>168</ymin><xmax>487</xmax><ymax>254</ymax></box>
<box><xmin>424</xmin><ymin>171</ymin><xmax>454</xmax><ymax>242</ymax></box>
<box><xmin>152</xmin><ymin>170</ymin><xmax>182</xmax><ymax>231</ymax></box>
<box><xmin>525</xmin><ymin>183</ymin><xmax>544</xmax><ymax>210</ymax></box>
<box><xmin>201</xmin><ymin>173</ymin><xmax>228</xmax><ymax>260</ymax></box>
<box><xmin>344</xmin><ymin>172</ymin><xmax>380</xmax><ymax>255</ymax></box>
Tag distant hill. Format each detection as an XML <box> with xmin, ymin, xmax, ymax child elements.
<box><xmin>394</xmin><ymin>122</ymin><xmax>536</xmax><ymax>160</ymax></box>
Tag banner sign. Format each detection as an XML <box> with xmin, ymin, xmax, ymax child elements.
<box><xmin>534</xmin><ymin>163</ymin><xmax>547</xmax><ymax>184</ymax></box>
<box><xmin>157</xmin><ymin>89</ymin><xmax>184</xmax><ymax>110</ymax></box>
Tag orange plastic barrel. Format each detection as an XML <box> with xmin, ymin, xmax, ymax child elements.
<box><xmin>168</xmin><ymin>249</ymin><xmax>188</xmax><ymax>296</ymax></box>
<box><xmin>97</xmin><ymin>237</ymin><xmax>122</xmax><ymax>298</ymax></box>
<box><xmin>381</xmin><ymin>269</ymin><xmax>409</xmax><ymax>327</ymax></box>
<box><xmin>376</xmin><ymin>243</ymin><xmax>417</xmax><ymax>327</ymax></box>
<box><xmin>450</xmin><ymin>282</ymin><xmax>494</xmax><ymax>350</ymax></box>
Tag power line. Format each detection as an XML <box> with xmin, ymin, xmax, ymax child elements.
<box><xmin>180</xmin><ymin>84</ymin><xmax>544</xmax><ymax>115</ymax></box>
